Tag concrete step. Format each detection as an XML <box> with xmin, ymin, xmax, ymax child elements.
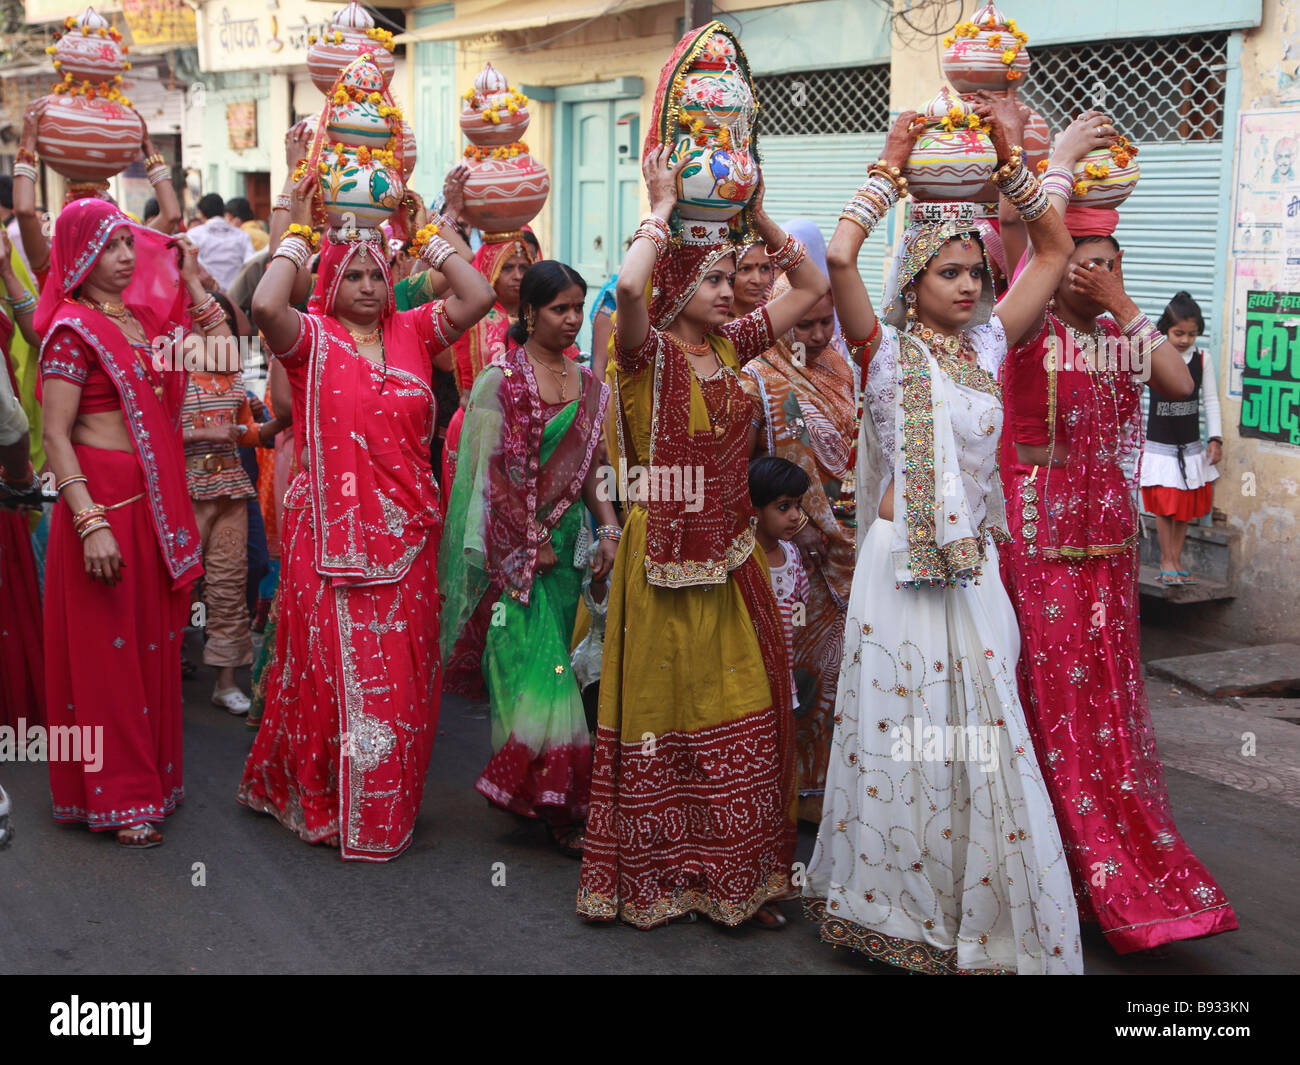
<box><xmin>1147</xmin><ymin>643</ymin><xmax>1300</xmax><ymax>699</ymax></box>
<box><xmin>1232</xmin><ymin>697</ymin><xmax>1300</xmax><ymax>724</ymax></box>
<box><xmin>1138</xmin><ymin>565</ymin><xmax>1234</xmax><ymax>603</ymax></box>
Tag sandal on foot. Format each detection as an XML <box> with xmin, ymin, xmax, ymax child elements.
<box><xmin>1157</xmin><ymin>570</ymin><xmax>1184</xmax><ymax>586</ymax></box>
<box><xmin>750</xmin><ymin>903</ymin><xmax>787</xmax><ymax>930</ymax></box>
<box><xmin>116</xmin><ymin>823</ymin><xmax>162</xmax><ymax>849</ymax></box>
<box><xmin>212</xmin><ymin>687</ymin><xmax>251</xmax><ymax>715</ymax></box>
<box><xmin>1176</xmin><ymin>570</ymin><xmax>1198</xmax><ymax>584</ymax></box>
<box><xmin>546</xmin><ymin>821</ymin><xmax>586</xmax><ymax>858</ymax></box>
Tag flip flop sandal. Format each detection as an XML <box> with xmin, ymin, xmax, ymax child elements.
<box><xmin>1177</xmin><ymin>570</ymin><xmax>1199</xmax><ymax>584</ymax></box>
<box><xmin>116</xmin><ymin>823</ymin><xmax>163</xmax><ymax>849</ymax></box>
<box><xmin>1157</xmin><ymin>571</ymin><xmax>1184</xmax><ymax>586</ymax></box>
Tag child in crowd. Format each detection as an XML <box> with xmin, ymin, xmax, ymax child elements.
<box><xmin>570</xmin><ymin>527</ymin><xmax>608</xmax><ymax>738</ymax></box>
<box><xmin>748</xmin><ymin>456</ymin><xmax>811</xmax><ymax>711</ymax></box>
<box><xmin>1141</xmin><ymin>291</ymin><xmax>1222</xmax><ymax>584</ymax></box>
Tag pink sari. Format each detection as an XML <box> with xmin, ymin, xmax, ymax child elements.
<box><xmin>238</xmin><ymin>237</ymin><xmax>457</xmax><ymax>861</ymax></box>
<box><xmin>36</xmin><ymin>198</ymin><xmax>200</xmax><ymax>829</ymax></box>
<box><xmin>999</xmin><ymin>315</ymin><xmax>1237</xmax><ymax>951</ymax></box>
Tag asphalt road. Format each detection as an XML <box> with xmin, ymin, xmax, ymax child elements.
<box><xmin>1</xmin><ymin>643</ymin><xmax>1295</xmax><ymax>975</ymax></box>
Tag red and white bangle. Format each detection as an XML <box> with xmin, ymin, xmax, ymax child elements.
<box><xmin>633</xmin><ymin>215</ymin><xmax>671</xmax><ymax>258</ymax></box>
<box><xmin>13</xmin><ymin>161</ymin><xmax>39</xmax><ymax>184</ymax></box>
<box><xmin>595</xmin><ymin>524</ymin><xmax>622</xmax><ymax>543</ymax></box>
<box><xmin>147</xmin><ymin>164</ymin><xmax>172</xmax><ymax>186</ymax></box>
<box><xmin>767</xmin><ymin>233</ymin><xmax>806</xmax><ymax>274</ymax></box>
<box><xmin>191</xmin><ymin>294</ymin><xmax>225</xmax><ymax>331</ymax></box>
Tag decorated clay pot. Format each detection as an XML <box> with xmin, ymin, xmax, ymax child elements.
<box><xmin>665</xmin><ymin>29</ymin><xmax>758</xmax><ymax>224</ymax></box>
<box><xmin>1070</xmin><ymin>143</ymin><xmax>1140</xmax><ymax>208</ymax></box>
<box><xmin>668</xmin><ymin>140</ymin><xmax>758</xmax><ymax>222</ymax></box>
<box><xmin>326</xmin><ymin>97</ymin><xmax>390</xmax><ymax>149</ymax></box>
<box><xmin>460</xmin><ymin>63</ymin><xmax>532</xmax><ymax>147</ymax></box>
<box><xmin>36</xmin><ymin>94</ymin><xmax>142</xmax><ymax>183</ymax></box>
<box><xmin>308</xmin><ymin>1</ymin><xmax>395</xmax><ymax>95</ymax></box>
<box><xmin>318</xmin><ymin>147</ymin><xmax>403</xmax><ymax>229</ymax></box>
<box><xmin>903</xmin><ymin>88</ymin><xmax>998</xmax><ymax>203</ymax></box>
<box><xmin>53</xmin><ymin>7</ymin><xmax>127</xmax><ymax>85</ymax></box>
<box><xmin>461</xmin><ymin>154</ymin><xmax>551</xmax><ymax>232</ymax></box>
<box><xmin>941</xmin><ymin>1</ymin><xmax>1030</xmax><ymax>92</ymax></box>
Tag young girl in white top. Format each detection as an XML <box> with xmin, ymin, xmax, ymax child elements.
<box><xmin>1140</xmin><ymin>291</ymin><xmax>1222</xmax><ymax>585</ymax></box>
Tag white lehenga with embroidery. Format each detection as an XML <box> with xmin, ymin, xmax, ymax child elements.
<box><xmin>802</xmin><ymin>316</ymin><xmax>1082</xmax><ymax>975</ymax></box>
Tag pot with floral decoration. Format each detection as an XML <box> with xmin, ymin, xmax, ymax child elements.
<box><xmin>457</xmin><ymin>62</ymin><xmax>550</xmax><ymax>231</ymax></box>
<box><xmin>459</xmin><ymin>64</ymin><xmax>531</xmax><ymax>148</ymax></box>
<box><xmin>303</xmin><ymin>55</ymin><xmax>406</xmax><ymax>231</ymax></box>
<box><xmin>942</xmin><ymin>2</ymin><xmax>1030</xmax><ymax>91</ymax></box>
<box><xmin>47</xmin><ymin>7</ymin><xmax>128</xmax><ymax>85</ymax></box>
<box><xmin>662</xmin><ymin>28</ymin><xmax>759</xmax><ymax>224</ymax></box>
<box><xmin>902</xmin><ymin>87</ymin><xmax>999</xmax><ymax>203</ymax></box>
<box><xmin>307</xmin><ymin>1</ymin><xmax>395</xmax><ymax>95</ymax></box>
<box><xmin>1069</xmin><ymin>136</ymin><xmax>1140</xmax><ymax>208</ymax></box>
<box><xmin>36</xmin><ymin>7</ymin><xmax>140</xmax><ymax>186</ymax></box>
<box><xmin>36</xmin><ymin>92</ymin><xmax>143</xmax><ymax>184</ymax></box>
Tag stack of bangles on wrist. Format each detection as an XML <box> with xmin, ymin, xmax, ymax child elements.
<box><xmin>73</xmin><ymin>503</ymin><xmax>110</xmax><ymax>540</ymax></box>
<box><xmin>13</xmin><ymin>147</ymin><xmax>38</xmax><ymax>183</ymax></box>
<box><xmin>1120</xmin><ymin>311</ymin><xmax>1167</xmax><ymax>353</ymax></box>
<box><xmin>1039</xmin><ymin>165</ymin><xmax>1075</xmax><ymax>201</ymax></box>
<box><xmin>274</xmin><ymin>225</ymin><xmax>320</xmax><ymax>270</ymax></box>
<box><xmin>840</xmin><ymin>167</ymin><xmax>903</xmax><ymax>237</ymax></box>
<box><xmin>633</xmin><ymin>215</ymin><xmax>671</xmax><ymax>258</ymax></box>
<box><xmin>439</xmin><ymin>213</ymin><xmax>469</xmax><ymax>240</ymax></box>
<box><xmin>995</xmin><ymin>147</ymin><xmax>1050</xmax><ymax>221</ymax></box>
<box><xmin>766</xmin><ymin>232</ymin><xmax>807</xmax><ymax>274</ymax></box>
<box><xmin>535</xmin><ymin>524</ymin><xmax>552</xmax><ymax>546</ymax></box>
<box><xmin>3</xmin><ymin>291</ymin><xmax>36</xmax><ymax>316</ymax></box>
<box><xmin>190</xmin><ymin>293</ymin><xmax>225</xmax><ymax>331</ymax></box>
<box><xmin>56</xmin><ymin>474</ymin><xmax>88</xmax><ymax>494</ymax></box>
<box><xmin>595</xmin><ymin>524</ymin><xmax>622</xmax><ymax>543</ymax></box>
<box><xmin>419</xmin><ymin>235</ymin><xmax>456</xmax><ymax>270</ymax></box>
<box><xmin>144</xmin><ymin>153</ymin><xmax>171</xmax><ymax>187</ymax></box>
<box><xmin>272</xmin><ymin>194</ymin><xmax>292</xmax><ymax>213</ymax></box>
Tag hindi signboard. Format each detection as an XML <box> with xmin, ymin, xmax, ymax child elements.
<box><xmin>1240</xmin><ymin>289</ymin><xmax>1300</xmax><ymax>448</ymax></box>
<box><xmin>199</xmin><ymin>0</ymin><xmax>335</xmax><ymax>74</ymax></box>
<box><xmin>122</xmin><ymin>0</ymin><xmax>197</xmax><ymax>47</ymax></box>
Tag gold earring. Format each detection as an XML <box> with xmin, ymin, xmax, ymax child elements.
<box><xmin>524</xmin><ymin>308</ymin><xmax>536</xmax><ymax>333</ymax></box>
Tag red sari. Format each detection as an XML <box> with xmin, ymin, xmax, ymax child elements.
<box><xmin>1</xmin><ymin>315</ymin><xmax>44</xmax><ymax>728</ymax></box>
<box><xmin>999</xmin><ymin>314</ymin><xmax>1237</xmax><ymax>951</ymax></box>
<box><xmin>36</xmin><ymin>198</ymin><xmax>201</xmax><ymax>830</ymax></box>
<box><xmin>237</xmin><ymin>237</ymin><xmax>457</xmax><ymax>861</ymax></box>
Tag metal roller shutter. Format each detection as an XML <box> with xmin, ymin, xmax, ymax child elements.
<box><xmin>758</xmin><ymin>133</ymin><xmax>892</xmax><ymax>302</ymax></box>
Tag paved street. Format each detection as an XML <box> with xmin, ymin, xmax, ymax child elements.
<box><xmin>1</xmin><ymin>627</ymin><xmax>1296</xmax><ymax>975</ymax></box>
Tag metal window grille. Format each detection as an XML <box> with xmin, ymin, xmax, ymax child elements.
<box><xmin>1017</xmin><ymin>33</ymin><xmax>1227</xmax><ymax>144</ymax></box>
<box><xmin>755</xmin><ymin>65</ymin><xmax>890</xmax><ymax>136</ymax></box>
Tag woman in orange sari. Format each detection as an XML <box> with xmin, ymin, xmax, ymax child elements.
<box><xmin>742</xmin><ymin>271</ymin><xmax>855</xmax><ymax>821</ymax></box>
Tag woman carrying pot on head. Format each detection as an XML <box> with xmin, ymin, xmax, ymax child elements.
<box><xmin>801</xmin><ymin>96</ymin><xmax>1098</xmax><ymax>974</ymax></box>
<box><xmin>238</xmin><ymin>174</ymin><xmax>495</xmax><ymax>861</ymax></box>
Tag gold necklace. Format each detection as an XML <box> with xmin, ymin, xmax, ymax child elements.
<box><xmin>349</xmin><ymin>327</ymin><xmax>381</xmax><ymax>346</ymax></box>
<box><xmin>80</xmin><ymin>295</ymin><xmax>128</xmax><ymax>320</ymax></box>
<box><xmin>668</xmin><ymin>332</ymin><xmax>713</xmax><ymax>357</ymax></box>
<box><xmin>909</xmin><ymin>322</ymin><xmax>964</xmax><ymax>358</ymax></box>
<box><xmin>528</xmin><ymin>347</ymin><xmax>570</xmax><ymax>399</ymax></box>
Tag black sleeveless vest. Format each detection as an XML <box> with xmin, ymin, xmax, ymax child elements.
<box><xmin>1147</xmin><ymin>349</ymin><xmax>1202</xmax><ymax>446</ymax></box>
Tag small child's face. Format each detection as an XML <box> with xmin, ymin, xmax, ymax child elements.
<box><xmin>757</xmin><ymin>494</ymin><xmax>805</xmax><ymax>541</ymax></box>
<box><xmin>1167</xmin><ymin>317</ymin><xmax>1200</xmax><ymax>353</ymax></box>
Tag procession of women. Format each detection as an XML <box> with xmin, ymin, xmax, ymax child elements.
<box><xmin>0</xmin><ymin>6</ymin><xmax>1239</xmax><ymax>975</ymax></box>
